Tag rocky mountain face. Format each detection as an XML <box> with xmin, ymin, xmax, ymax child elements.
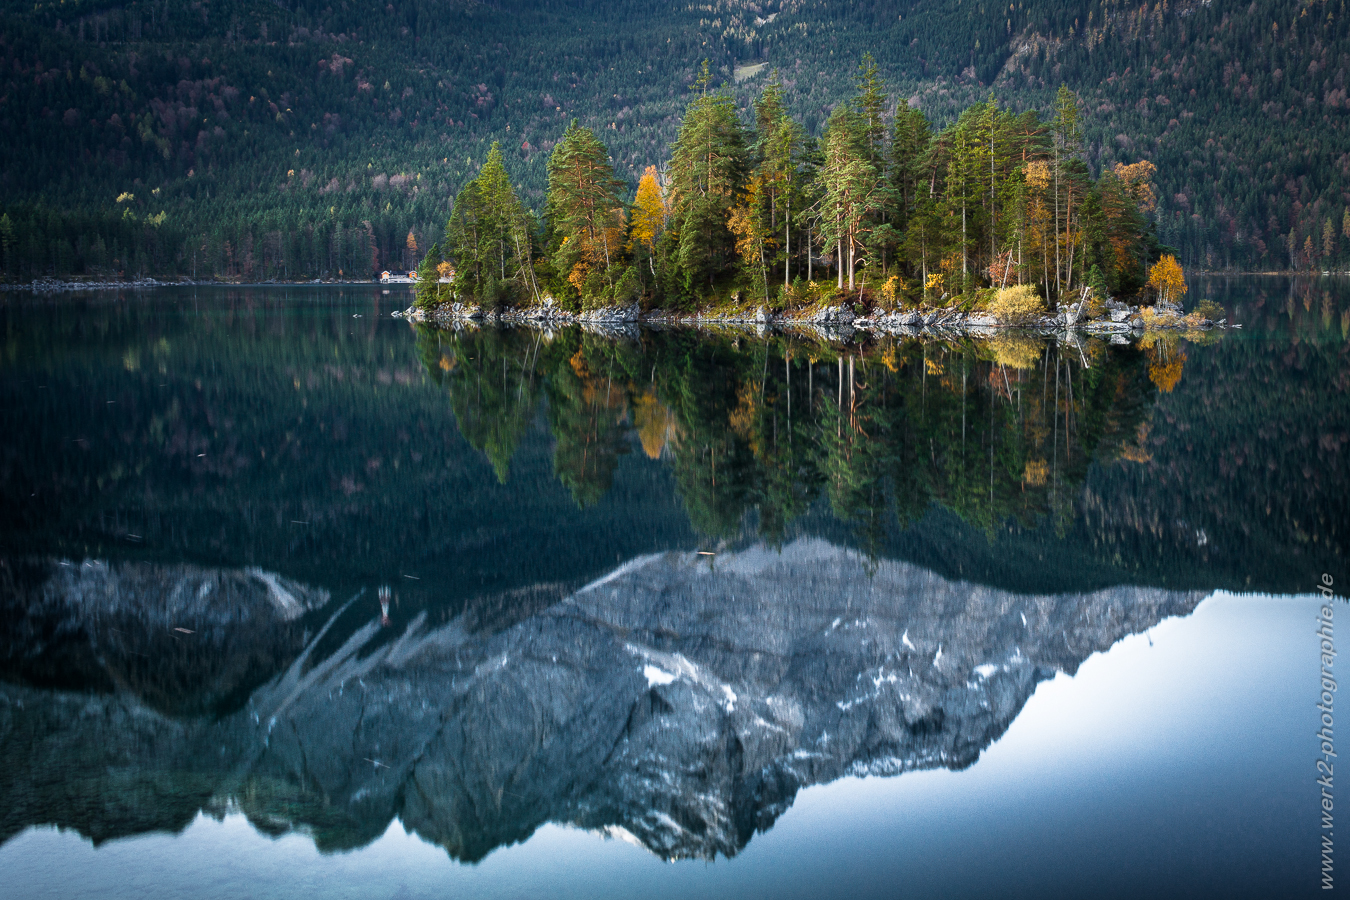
<box><xmin>0</xmin><ymin>541</ymin><xmax>1203</xmax><ymax>859</ymax></box>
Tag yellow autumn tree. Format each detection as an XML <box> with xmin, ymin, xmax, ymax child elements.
<box><xmin>727</xmin><ymin>176</ymin><xmax>772</xmax><ymax>303</ymax></box>
<box><xmin>629</xmin><ymin>165</ymin><xmax>667</xmax><ymax>275</ymax></box>
<box><xmin>632</xmin><ymin>388</ymin><xmax>676</xmax><ymax>460</ymax></box>
<box><xmin>1023</xmin><ymin>160</ymin><xmax>1053</xmax><ymax>293</ymax></box>
<box><xmin>1147</xmin><ymin>254</ymin><xmax>1187</xmax><ymax>305</ymax></box>
<box><xmin>405</xmin><ymin>229</ymin><xmax>418</xmax><ymax>270</ymax></box>
<box><xmin>1112</xmin><ymin>160</ymin><xmax>1157</xmax><ymax>213</ymax></box>
<box><xmin>1149</xmin><ymin>350</ymin><xmax>1186</xmax><ymax>393</ymax></box>
<box><xmin>1120</xmin><ymin>421</ymin><xmax>1153</xmax><ymax>463</ymax></box>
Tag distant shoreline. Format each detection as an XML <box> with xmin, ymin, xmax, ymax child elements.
<box><xmin>0</xmin><ymin>277</ymin><xmax>411</xmax><ymax>294</ymax></box>
<box><xmin>3</xmin><ymin>271</ymin><xmax>1344</xmax><ymax>296</ymax></box>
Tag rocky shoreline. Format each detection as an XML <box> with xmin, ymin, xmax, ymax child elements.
<box><xmin>395</xmin><ymin>296</ymin><xmax>1232</xmax><ymax>340</ymax></box>
<box><xmin>0</xmin><ymin>277</ymin><xmax>182</xmax><ymax>293</ymax></box>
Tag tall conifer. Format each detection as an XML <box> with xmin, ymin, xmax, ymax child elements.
<box><xmin>667</xmin><ymin>61</ymin><xmax>748</xmax><ymax>294</ymax></box>
<box><xmin>547</xmin><ymin>120</ymin><xmax>627</xmax><ymax>302</ymax></box>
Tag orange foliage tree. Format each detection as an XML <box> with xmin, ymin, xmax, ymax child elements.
<box><xmin>1147</xmin><ymin>254</ymin><xmax>1187</xmax><ymax>305</ymax></box>
<box><xmin>547</xmin><ymin>120</ymin><xmax>627</xmax><ymax>302</ymax></box>
<box><xmin>629</xmin><ymin>165</ymin><xmax>667</xmax><ymax>276</ymax></box>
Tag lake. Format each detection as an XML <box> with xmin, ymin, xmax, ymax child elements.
<box><xmin>0</xmin><ymin>277</ymin><xmax>1346</xmax><ymax>899</ymax></box>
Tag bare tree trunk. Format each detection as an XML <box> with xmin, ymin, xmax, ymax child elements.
<box><xmin>1064</xmin><ymin>181</ymin><xmax>1076</xmax><ymax>290</ymax></box>
<box><xmin>961</xmin><ymin>197</ymin><xmax>968</xmax><ymax>283</ymax></box>
<box><xmin>990</xmin><ymin>126</ymin><xmax>997</xmax><ymax>270</ymax></box>
<box><xmin>760</xmin><ymin>243</ymin><xmax>769</xmax><ymax>303</ymax></box>
<box><xmin>920</xmin><ymin>233</ymin><xmax>927</xmax><ymax>300</ymax></box>
<box><xmin>1053</xmin><ymin>145</ymin><xmax>1061</xmax><ymax>302</ymax></box>
<box><xmin>514</xmin><ymin>233</ymin><xmax>541</xmax><ymax>304</ymax></box>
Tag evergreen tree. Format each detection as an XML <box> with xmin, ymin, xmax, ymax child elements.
<box><xmin>751</xmin><ymin>74</ymin><xmax>805</xmax><ymax>291</ymax></box>
<box><xmin>854</xmin><ymin>53</ymin><xmax>888</xmax><ymax>169</ymax></box>
<box><xmin>816</xmin><ymin>108</ymin><xmax>885</xmax><ymax>291</ymax></box>
<box><xmin>547</xmin><ymin>120</ymin><xmax>627</xmax><ymax>306</ymax></box>
<box><xmin>414</xmin><ymin>242</ymin><xmax>448</xmax><ymax>308</ymax></box>
<box><xmin>443</xmin><ymin>142</ymin><xmax>534</xmax><ymax>303</ymax></box>
<box><xmin>667</xmin><ymin>61</ymin><xmax>748</xmax><ymax>296</ymax></box>
<box><xmin>1051</xmin><ymin>85</ymin><xmax>1085</xmax><ymax>301</ymax></box>
<box><xmin>890</xmin><ymin>104</ymin><xmax>932</xmax><ymax>234</ymax></box>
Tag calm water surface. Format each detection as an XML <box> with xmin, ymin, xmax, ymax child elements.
<box><xmin>0</xmin><ymin>277</ymin><xmax>1346</xmax><ymax>899</ymax></box>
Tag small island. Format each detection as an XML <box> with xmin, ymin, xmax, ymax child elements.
<box><xmin>405</xmin><ymin>59</ymin><xmax>1225</xmax><ymax>338</ymax></box>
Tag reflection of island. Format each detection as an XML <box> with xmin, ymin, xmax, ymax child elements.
<box><xmin>0</xmin><ymin>544</ymin><xmax>1202</xmax><ymax>860</ymax></box>
<box><xmin>417</xmin><ymin>327</ymin><xmax>1159</xmax><ymax>548</ymax></box>
<box><xmin>3</xmin><ymin>297</ymin><xmax>1340</xmax><ymax>599</ymax></box>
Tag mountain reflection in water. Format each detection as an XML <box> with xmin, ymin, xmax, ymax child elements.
<box><xmin>1</xmin><ymin>542</ymin><xmax>1201</xmax><ymax>860</ymax></box>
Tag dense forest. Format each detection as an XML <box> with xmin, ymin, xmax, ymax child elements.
<box><xmin>1</xmin><ymin>0</ymin><xmax>1347</xmax><ymax>281</ymax></box>
<box><xmin>420</xmin><ymin>71</ymin><xmax>1169</xmax><ymax>312</ymax></box>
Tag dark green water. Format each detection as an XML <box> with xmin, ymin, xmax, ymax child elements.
<box><xmin>0</xmin><ymin>277</ymin><xmax>1345</xmax><ymax>898</ymax></box>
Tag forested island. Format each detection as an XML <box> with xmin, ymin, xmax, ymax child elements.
<box><xmin>410</xmin><ymin>60</ymin><xmax>1208</xmax><ymax>328</ymax></box>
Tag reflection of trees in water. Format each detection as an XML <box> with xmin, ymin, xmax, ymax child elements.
<box><xmin>1081</xmin><ymin>282</ymin><xmax>1350</xmax><ymax>589</ymax></box>
<box><xmin>546</xmin><ymin>346</ymin><xmax>632</xmax><ymax>507</ymax></box>
<box><xmin>1201</xmin><ymin>274</ymin><xmax>1350</xmax><ymax>341</ymax></box>
<box><xmin>416</xmin><ymin>327</ymin><xmax>544</xmax><ymax>483</ymax></box>
<box><xmin>2</xmin><ymin>295</ymin><xmax>700</xmax><ymax>638</ymax></box>
<box><xmin>415</xmin><ymin>326</ymin><xmax>1161</xmax><ymax>546</ymax></box>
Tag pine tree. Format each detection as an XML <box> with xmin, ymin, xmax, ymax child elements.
<box><xmin>854</xmin><ymin>53</ymin><xmax>888</xmax><ymax>169</ymax></box>
<box><xmin>817</xmin><ymin>108</ymin><xmax>885</xmax><ymax>291</ymax></box>
<box><xmin>752</xmin><ymin>74</ymin><xmax>804</xmax><ymax>290</ymax></box>
<box><xmin>414</xmin><ymin>242</ymin><xmax>448</xmax><ymax>308</ymax></box>
<box><xmin>443</xmin><ymin>142</ymin><xmax>534</xmax><ymax>303</ymax></box>
<box><xmin>943</xmin><ymin>111</ymin><xmax>986</xmax><ymax>290</ymax></box>
<box><xmin>1051</xmin><ymin>85</ymin><xmax>1084</xmax><ymax>300</ymax></box>
<box><xmin>977</xmin><ymin>95</ymin><xmax>1016</xmax><ymax>277</ymax></box>
<box><xmin>902</xmin><ymin>199</ymin><xmax>943</xmax><ymax>299</ymax></box>
<box><xmin>667</xmin><ymin>61</ymin><xmax>748</xmax><ymax>295</ymax></box>
<box><xmin>547</xmin><ymin>120</ymin><xmax>627</xmax><ymax>304</ymax></box>
<box><xmin>890</xmin><ymin>104</ymin><xmax>932</xmax><ymax>232</ymax></box>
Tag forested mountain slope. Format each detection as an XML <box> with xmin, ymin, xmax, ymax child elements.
<box><xmin>0</xmin><ymin>0</ymin><xmax>1345</xmax><ymax>279</ymax></box>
